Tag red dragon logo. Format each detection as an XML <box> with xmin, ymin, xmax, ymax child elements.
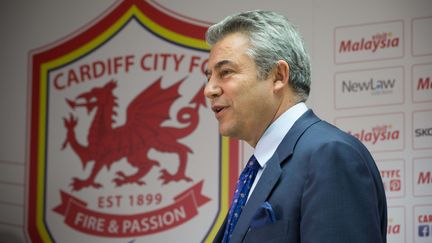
<box><xmin>61</xmin><ymin>77</ymin><xmax>206</xmax><ymax>191</ymax></box>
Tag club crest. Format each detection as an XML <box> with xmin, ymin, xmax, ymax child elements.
<box><xmin>27</xmin><ymin>1</ymin><xmax>239</xmax><ymax>242</ymax></box>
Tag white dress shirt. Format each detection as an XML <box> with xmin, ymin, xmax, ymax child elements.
<box><xmin>247</xmin><ymin>102</ymin><xmax>308</xmax><ymax>200</ymax></box>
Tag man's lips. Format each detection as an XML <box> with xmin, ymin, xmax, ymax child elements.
<box><xmin>211</xmin><ymin>104</ymin><xmax>228</xmax><ymax>119</ymax></box>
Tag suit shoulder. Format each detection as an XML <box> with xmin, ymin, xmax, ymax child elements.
<box><xmin>301</xmin><ymin>120</ymin><xmax>352</xmax><ymax>143</ymax></box>
<box><xmin>297</xmin><ymin>120</ymin><xmax>371</xmax><ymax>155</ymax></box>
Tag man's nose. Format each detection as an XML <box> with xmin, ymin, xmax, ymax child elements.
<box><xmin>204</xmin><ymin>79</ymin><xmax>222</xmax><ymax>99</ymax></box>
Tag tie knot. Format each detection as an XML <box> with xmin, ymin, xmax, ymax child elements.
<box><xmin>247</xmin><ymin>155</ymin><xmax>260</xmax><ymax>171</ymax></box>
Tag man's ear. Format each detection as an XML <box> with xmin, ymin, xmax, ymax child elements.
<box><xmin>273</xmin><ymin>60</ymin><xmax>289</xmax><ymax>93</ymax></box>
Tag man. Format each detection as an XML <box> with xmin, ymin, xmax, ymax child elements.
<box><xmin>204</xmin><ymin>10</ymin><xmax>387</xmax><ymax>243</ymax></box>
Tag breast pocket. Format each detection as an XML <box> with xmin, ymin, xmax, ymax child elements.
<box><xmin>243</xmin><ymin>220</ymin><xmax>289</xmax><ymax>243</ymax></box>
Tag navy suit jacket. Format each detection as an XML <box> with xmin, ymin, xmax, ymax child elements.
<box><xmin>213</xmin><ymin>110</ymin><xmax>387</xmax><ymax>243</ymax></box>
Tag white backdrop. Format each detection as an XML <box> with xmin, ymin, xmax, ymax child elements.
<box><xmin>0</xmin><ymin>0</ymin><xmax>431</xmax><ymax>242</ymax></box>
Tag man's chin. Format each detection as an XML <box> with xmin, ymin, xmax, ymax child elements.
<box><xmin>218</xmin><ymin>124</ymin><xmax>240</xmax><ymax>139</ymax></box>
<box><xmin>218</xmin><ymin>124</ymin><xmax>231</xmax><ymax>137</ymax></box>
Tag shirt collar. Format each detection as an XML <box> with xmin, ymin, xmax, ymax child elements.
<box><xmin>254</xmin><ymin>102</ymin><xmax>308</xmax><ymax>168</ymax></box>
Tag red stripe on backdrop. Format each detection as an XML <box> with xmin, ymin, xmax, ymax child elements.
<box><xmin>147</xmin><ymin>0</ymin><xmax>213</xmax><ymax>25</ymax></box>
<box><xmin>27</xmin><ymin>59</ymin><xmax>42</xmax><ymax>242</ymax></box>
<box><xmin>32</xmin><ymin>0</ymin><xmax>208</xmax><ymax>64</ymax></box>
<box><xmin>135</xmin><ymin>0</ymin><xmax>208</xmax><ymax>40</ymax></box>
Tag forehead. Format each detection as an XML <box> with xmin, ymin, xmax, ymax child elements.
<box><xmin>208</xmin><ymin>32</ymin><xmax>252</xmax><ymax>68</ymax></box>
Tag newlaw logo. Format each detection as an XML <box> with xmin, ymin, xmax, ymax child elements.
<box><xmin>342</xmin><ymin>79</ymin><xmax>396</xmax><ymax>94</ymax></box>
<box><xmin>334</xmin><ymin>66</ymin><xmax>404</xmax><ymax>109</ymax></box>
<box><xmin>335</xmin><ymin>20</ymin><xmax>404</xmax><ymax>64</ymax></box>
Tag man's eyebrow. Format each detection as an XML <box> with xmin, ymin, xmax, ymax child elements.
<box><xmin>205</xmin><ymin>60</ymin><xmax>235</xmax><ymax>76</ymax></box>
<box><xmin>214</xmin><ymin>60</ymin><xmax>233</xmax><ymax>70</ymax></box>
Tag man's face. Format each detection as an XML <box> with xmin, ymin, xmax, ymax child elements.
<box><xmin>204</xmin><ymin>32</ymin><xmax>278</xmax><ymax>146</ymax></box>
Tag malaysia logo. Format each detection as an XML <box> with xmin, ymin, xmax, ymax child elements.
<box><xmin>417</xmin><ymin>77</ymin><xmax>431</xmax><ymax>91</ymax></box>
<box><xmin>387</xmin><ymin>207</ymin><xmax>404</xmax><ymax>242</ymax></box>
<box><xmin>27</xmin><ymin>1</ymin><xmax>239</xmax><ymax>242</ymax></box>
<box><xmin>335</xmin><ymin>113</ymin><xmax>404</xmax><ymax>152</ymax></box>
<box><xmin>413</xmin><ymin>158</ymin><xmax>432</xmax><ymax>197</ymax></box>
<box><xmin>387</xmin><ymin>217</ymin><xmax>401</xmax><ymax>236</ymax></box>
<box><xmin>334</xmin><ymin>20</ymin><xmax>403</xmax><ymax>64</ymax></box>
<box><xmin>412</xmin><ymin>63</ymin><xmax>432</xmax><ymax>103</ymax></box>
<box><xmin>338</xmin><ymin>32</ymin><xmax>400</xmax><ymax>54</ymax></box>
<box><xmin>348</xmin><ymin>124</ymin><xmax>400</xmax><ymax>145</ymax></box>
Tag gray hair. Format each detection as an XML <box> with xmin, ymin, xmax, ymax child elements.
<box><xmin>206</xmin><ymin>10</ymin><xmax>311</xmax><ymax>102</ymax></box>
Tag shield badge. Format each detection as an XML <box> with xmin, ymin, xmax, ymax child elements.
<box><xmin>27</xmin><ymin>0</ymin><xmax>240</xmax><ymax>242</ymax></box>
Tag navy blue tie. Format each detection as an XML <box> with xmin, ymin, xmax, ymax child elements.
<box><xmin>222</xmin><ymin>155</ymin><xmax>261</xmax><ymax>243</ymax></box>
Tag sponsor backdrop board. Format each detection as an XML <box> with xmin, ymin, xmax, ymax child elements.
<box><xmin>313</xmin><ymin>1</ymin><xmax>432</xmax><ymax>242</ymax></box>
<box><xmin>0</xmin><ymin>0</ymin><xmax>431</xmax><ymax>242</ymax></box>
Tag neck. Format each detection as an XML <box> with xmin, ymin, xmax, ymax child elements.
<box><xmin>246</xmin><ymin>97</ymin><xmax>299</xmax><ymax>148</ymax></box>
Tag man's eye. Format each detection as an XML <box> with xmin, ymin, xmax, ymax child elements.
<box><xmin>220</xmin><ymin>69</ymin><xmax>233</xmax><ymax>77</ymax></box>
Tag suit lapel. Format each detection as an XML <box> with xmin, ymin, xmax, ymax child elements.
<box><xmin>229</xmin><ymin>110</ymin><xmax>321</xmax><ymax>243</ymax></box>
<box><xmin>229</xmin><ymin>155</ymin><xmax>282</xmax><ymax>243</ymax></box>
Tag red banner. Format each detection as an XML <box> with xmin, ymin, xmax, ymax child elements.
<box><xmin>53</xmin><ymin>181</ymin><xmax>210</xmax><ymax>237</ymax></box>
